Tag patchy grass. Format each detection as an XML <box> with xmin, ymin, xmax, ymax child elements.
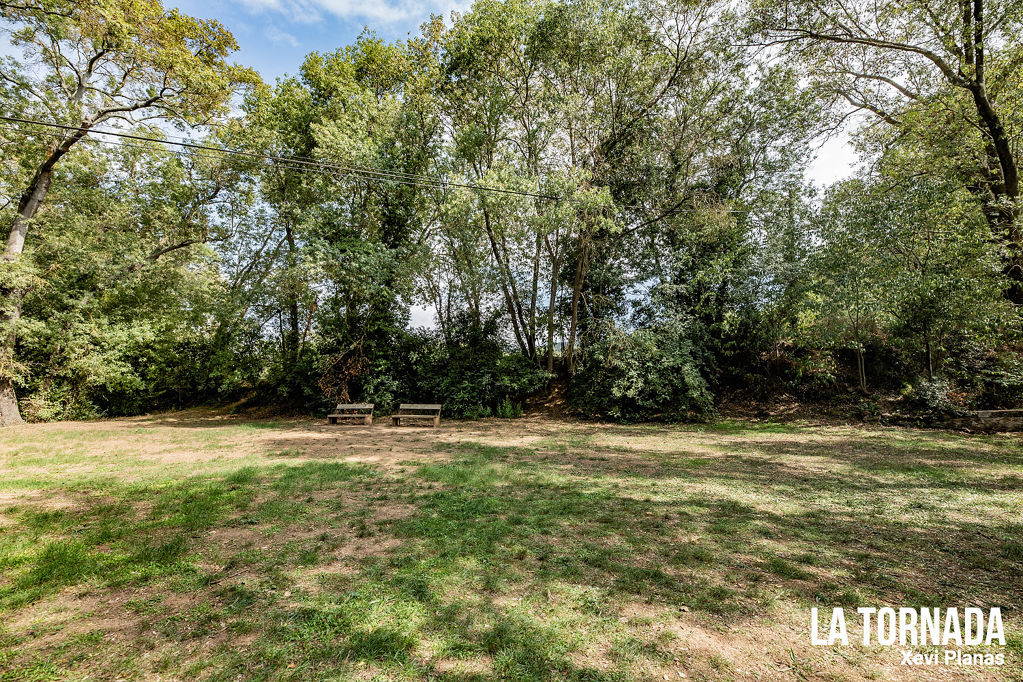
<box><xmin>0</xmin><ymin>413</ymin><xmax>1020</xmax><ymax>680</ymax></box>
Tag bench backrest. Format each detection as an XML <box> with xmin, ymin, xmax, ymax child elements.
<box><xmin>335</xmin><ymin>403</ymin><xmax>373</xmax><ymax>411</ymax></box>
<box><xmin>397</xmin><ymin>403</ymin><xmax>442</xmax><ymax>413</ymax></box>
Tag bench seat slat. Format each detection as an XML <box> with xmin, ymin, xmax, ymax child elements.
<box><xmin>392</xmin><ymin>402</ymin><xmax>442</xmax><ymax>427</ymax></box>
<box><xmin>327</xmin><ymin>402</ymin><xmax>374</xmax><ymax>425</ymax></box>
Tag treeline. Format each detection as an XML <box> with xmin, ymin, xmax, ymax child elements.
<box><xmin>1</xmin><ymin>0</ymin><xmax>1021</xmax><ymax>425</ymax></box>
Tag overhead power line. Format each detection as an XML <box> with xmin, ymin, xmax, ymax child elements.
<box><xmin>0</xmin><ymin>115</ymin><xmax>565</xmax><ymax>201</ymax></box>
<box><xmin>0</xmin><ymin>115</ymin><xmax>750</xmax><ymax>216</ymax></box>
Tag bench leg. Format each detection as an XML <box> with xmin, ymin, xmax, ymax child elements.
<box><xmin>328</xmin><ymin>416</ymin><xmax>337</xmax><ymax>425</ymax></box>
<box><xmin>363</xmin><ymin>416</ymin><xmax>372</xmax><ymax>425</ymax></box>
<box><xmin>433</xmin><ymin>416</ymin><xmax>440</xmax><ymax>427</ymax></box>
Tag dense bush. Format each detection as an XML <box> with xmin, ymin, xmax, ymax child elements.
<box><xmin>896</xmin><ymin>378</ymin><xmax>970</xmax><ymax>418</ymax></box>
<box><xmin>942</xmin><ymin>340</ymin><xmax>1023</xmax><ymax>410</ymax></box>
<box><xmin>572</xmin><ymin>320</ymin><xmax>714</xmax><ymax>421</ymax></box>
<box><xmin>398</xmin><ymin>314</ymin><xmax>550</xmax><ymax>419</ymax></box>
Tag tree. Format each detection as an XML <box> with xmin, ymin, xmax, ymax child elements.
<box><xmin>0</xmin><ymin>0</ymin><xmax>255</xmax><ymax>424</ymax></box>
<box><xmin>1</xmin><ymin>0</ymin><xmax>1018</xmax><ymax>424</ymax></box>
<box><xmin>12</xmin><ymin>136</ymin><xmax>256</xmax><ymax>419</ymax></box>
<box><xmin>809</xmin><ymin>181</ymin><xmax>888</xmax><ymax>392</ymax></box>
<box><xmin>812</xmin><ymin>175</ymin><xmax>1009</xmax><ymax>385</ymax></box>
<box><xmin>749</xmin><ymin>0</ymin><xmax>1023</xmax><ymax>301</ymax></box>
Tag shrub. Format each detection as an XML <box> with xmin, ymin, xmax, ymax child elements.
<box><xmin>496</xmin><ymin>397</ymin><xmax>522</xmax><ymax>419</ymax></box>
<box><xmin>943</xmin><ymin>340</ymin><xmax>1023</xmax><ymax>409</ymax></box>
<box><xmin>400</xmin><ymin>313</ymin><xmax>549</xmax><ymax>419</ymax></box>
<box><xmin>897</xmin><ymin>378</ymin><xmax>969</xmax><ymax>417</ymax></box>
<box><xmin>571</xmin><ymin>320</ymin><xmax>714</xmax><ymax>421</ymax></box>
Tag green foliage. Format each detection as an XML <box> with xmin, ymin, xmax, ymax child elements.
<box><xmin>0</xmin><ymin>0</ymin><xmax>258</xmax><ymax>126</ymax></box>
<box><xmin>897</xmin><ymin>379</ymin><xmax>970</xmax><ymax>418</ymax></box>
<box><xmin>496</xmin><ymin>396</ymin><xmax>523</xmax><ymax>419</ymax></box>
<box><xmin>949</xmin><ymin>344</ymin><xmax>1023</xmax><ymax>409</ymax></box>
<box><xmin>801</xmin><ymin>173</ymin><xmax>1016</xmax><ymax>396</ymax></box>
<box><xmin>787</xmin><ymin>351</ymin><xmax>838</xmax><ymax>396</ymax></box>
<box><xmin>573</xmin><ymin>320</ymin><xmax>714</xmax><ymax>421</ymax></box>
<box><xmin>402</xmin><ymin>314</ymin><xmax>549</xmax><ymax>419</ymax></box>
<box><xmin>8</xmin><ymin>144</ymin><xmax>260</xmax><ymax>419</ymax></box>
<box><xmin>2</xmin><ymin>0</ymin><xmax>1021</xmax><ymax>423</ymax></box>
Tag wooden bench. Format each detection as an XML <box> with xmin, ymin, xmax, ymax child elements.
<box><xmin>392</xmin><ymin>403</ymin><xmax>442</xmax><ymax>427</ymax></box>
<box><xmin>327</xmin><ymin>403</ymin><xmax>374</xmax><ymax>425</ymax></box>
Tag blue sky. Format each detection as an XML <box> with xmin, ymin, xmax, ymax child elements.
<box><xmin>169</xmin><ymin>0</ymin><xmax>468</xmax><ymax>82</ymax></box>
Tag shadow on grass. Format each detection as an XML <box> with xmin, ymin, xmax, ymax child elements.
<box><xmin>2</xmin><ymin>429</ymin><xmax>1021</xmax><ymax>680</ymax></box>
<box><xmin>378</xmin><ymin>440</ymin><xmax>1023</xmax><ymax>614</ymax></box>
<box><xmin>0</xmin><ymin>461</ymin><xmax>373</xmax><ymax>611</ymax></box>
<box><xmin>137</xmin><ymin>412</ymin><xmax>304</xmax><ymax>430</ymax></box>
<box><xmin>228</xmin><ymin>434</ymin><xmax>1023</xmax><ymax>678</ymax></box>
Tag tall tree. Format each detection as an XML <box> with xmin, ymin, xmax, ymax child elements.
<box><xmin>812</xmin><ymin>174</ymin><xmax>1008</xmax><ymax>383</ymax></box>
<box><xmin>749</xmin><ymin>0</ymin><xmax>1023</xmax><ymax>300</ymax></box>
<box><xmin>0</xmin><ymin>0</ymin><xmax>255</xmax><ymax>424</ymax></box>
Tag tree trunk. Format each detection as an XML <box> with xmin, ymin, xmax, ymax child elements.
<box><xmin>766</xmin><ymin>0</ymin><xmax>1023</xmax><ymax>303</ymax></box>
<box><xmin>1</xmin><ymin>126</ymin><xmax>88</xmax><ymax>426</ymax></box>
<box><xmin>499</xmin><ymin>228</ymin><xmax>535</xmax><ymax>360</ymax></box>
<box><xmin>967</xmin><ymin>86</ymin><xmax>1023</xmax><ymax>302</ymax></box>
<box><xmin>0</xmin><ymin>284</ymin><xmax>24</xmax><ymax>425</ymax></box>
<box><xmin>284</xmin><ymin>224</ymin><xmax>300</xmax><ymax>364</ymax></box>
<box><xmin>543</xmin><ymin>232</ymin><xmax>561</xmax><ymax>373</ymax></box>
<box><xmin>0</xmin><ymin>165</ymin><xmax>58</xmax><ymax>426</ymax></box>
<box><xmin>565</xmin><ymin>233</ymin><xmax>590</xmax><ymax>375</ymax></box>
<box><xmin>565</xmin><ymin>275</ymin><xmax>582</xmax><ymax>374</ymax></box>
<box><xmin>7</xmin><ymin>169</ymin><xmax>54</xmax><ymax>255</ymax></box>
<box><xmin>856</xmin><ymin>347</ymin><xmax>867</xmax><ymax>393</ymax></box>
<box><xmin>925</xmin><ymin>337</ymin><xmax>934</xmax><ymax>380</ymax></box>
<box><xmin>0</xmin><ymin>376</ymin><xmax>21</xmax><ymax>426</ymax></box>
<box><xmin>528</xmin><ymin>232</ymin><xmax>541</xmax><ymax>365</ymax></box>
<box><xmin>481</xmin><ymin>205</ymin><xmax>530</xmax><ymax>358</ymax></box>
<box><xmin>949</xmin><ymin>0</ymin><xmax>1020</xmax><ymax>300</ymax></box>
<box><xmin>0</xmin><ymin>297</ymin><xmax>23</xmax><ymax>425</ymax></box>
<box><xmin>545</xmin><ymin>263</ymin><xmax>559</xmax><ymax>373</ymax></box>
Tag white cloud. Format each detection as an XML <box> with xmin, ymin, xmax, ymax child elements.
<box><xmin>238</xmin><ymin>0</ymin><xmax>464</xmax><ymax>25</ymax></box>
<box><xmin>264</xmin><ymin>25</ymin><xmax>301</xmax><ymax>47</ymax></box>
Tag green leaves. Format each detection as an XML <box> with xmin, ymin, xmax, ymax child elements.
<box><xmin>809</xmin><ymin>172</ymin><xmax>1014</xmax><ymax>381</ymax></box>
<box><xmin>2</xmin><ymin>0</ymin><xmax>257</xmax><ymax>128</ymax></box>
<box><xmin>573</xmin><ymin>318</ymin><xmax>714</xmax><ymax>420</ymax></box>
<box><xmin>3</xmin><ymin>0</ymin><xmax>1021</xmax><ymax>421</ymax></box>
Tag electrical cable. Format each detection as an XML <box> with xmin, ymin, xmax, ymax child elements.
<box><xmin>0</xmin><ymin>114</ymin><xmax>751</xmax><ymax>216</ymax></box>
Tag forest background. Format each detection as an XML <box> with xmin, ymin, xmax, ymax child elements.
<box><xmin>1</xmin><ymin>0</ymin><xmax>1021</xmax><ymax>425</ymax></box>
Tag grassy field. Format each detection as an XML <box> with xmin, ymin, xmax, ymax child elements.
<box><xmin>0</xmin><ymin>413</ymin><xmax>1021</xmax><ymax>681</ymax></box>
